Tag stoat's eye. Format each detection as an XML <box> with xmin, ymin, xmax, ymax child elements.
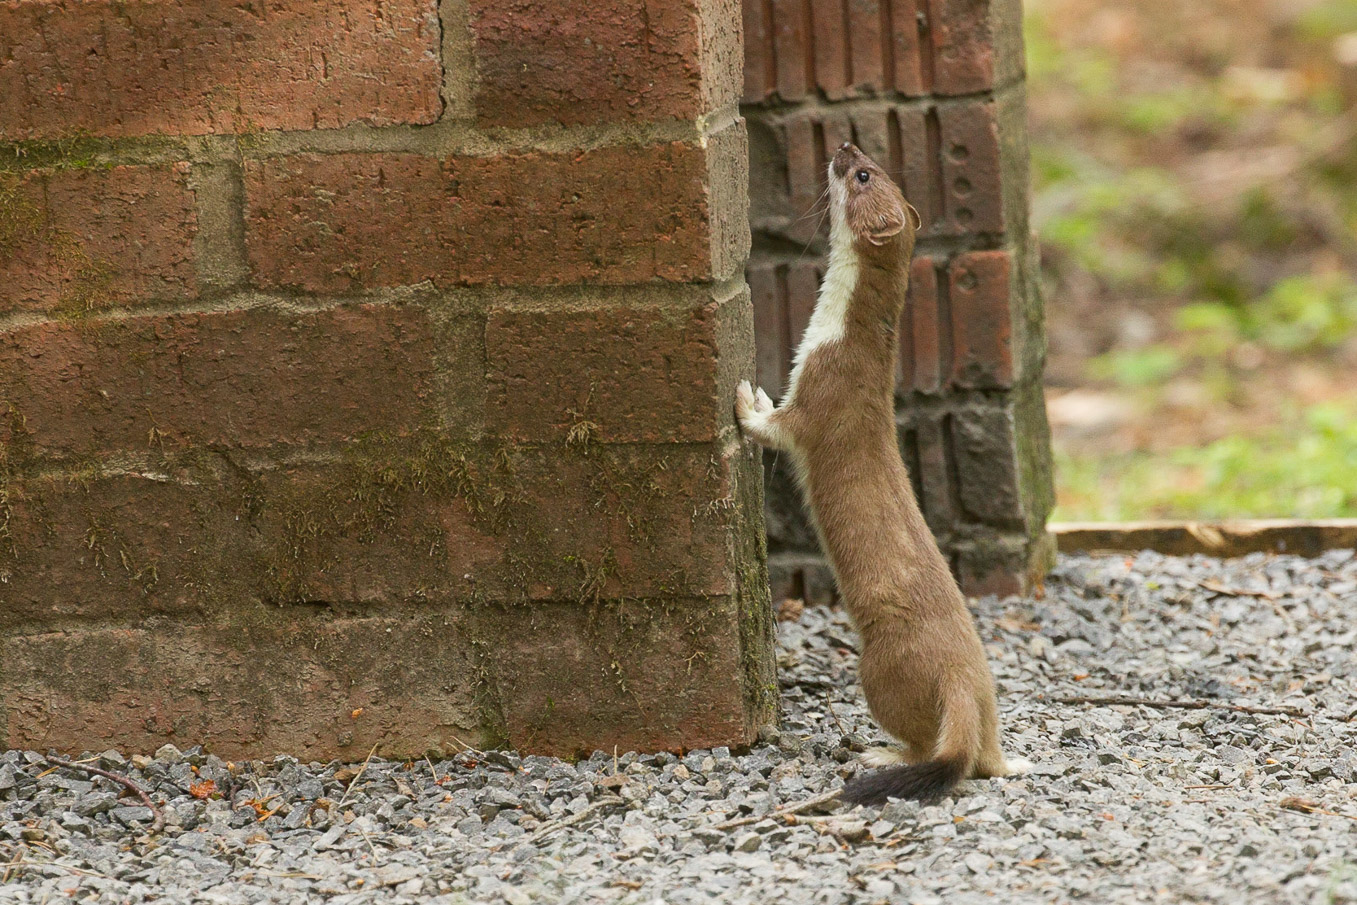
<box><xmin>855</xmin><ymin>169</ymin><xmax>870</xmax><ymax>184</ymax></box>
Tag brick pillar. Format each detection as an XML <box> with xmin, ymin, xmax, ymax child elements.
<box><xmin>0</xmin><ymin>0</ymin><xmax>774</xmax><ymax>759</ymax></box>
<box><xmin>742</xmin><ymin>0</ymin><xmax>1054</xmax><ymax>598</ymax></box>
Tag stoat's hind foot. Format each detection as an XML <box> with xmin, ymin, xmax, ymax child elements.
<box><xmin>860</xmin><ymin>746</ymin><xmax>911</xmax><ymax>768</ymax></box>
<box><xmin>1001</xmin><ymin>756</ymin><xmax>1035</xmax><ymax>775</ymax></box>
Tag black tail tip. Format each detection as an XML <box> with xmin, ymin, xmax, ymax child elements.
<box><xmin>839</xmin><ymin>756</ymin><xmax>968</xmax><ymax>807</ymax></box>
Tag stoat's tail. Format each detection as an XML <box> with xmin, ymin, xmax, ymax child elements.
<box><xmin>840</xmin><ymin>680</ymin><xmax>978</xmax><ymax>806</ymax></box>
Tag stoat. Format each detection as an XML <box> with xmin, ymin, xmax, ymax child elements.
<box><xmin>737</xmin><ymin>143</ymin><xmax>1030</xmax><ymax>804</ymax></box>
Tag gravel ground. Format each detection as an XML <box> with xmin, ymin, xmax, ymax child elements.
<box><xmin>2</xmin><ymin>551</ymin><xmax>1356</xmax><ymax>904</ymax></box>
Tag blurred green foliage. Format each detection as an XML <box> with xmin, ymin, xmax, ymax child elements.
<box><xmin>1029</xmin><ymin>0</ymin><xmax>1357</xmax><ymax>520</ymax></box>
<box><xmin>1055</xmin><ymin>400</ymin><xmax>1357</xmax><ymax>520</ymax></box>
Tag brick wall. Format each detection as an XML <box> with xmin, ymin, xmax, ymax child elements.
<box><xmin>741</xmin><ymin>0</ymin><xmax>1055</xmax><ymax>599</ymax></box>
<box><xmin>0</xmin><ymin>0</ymin><xmax>774</xmax><ymax>759</ymax></box>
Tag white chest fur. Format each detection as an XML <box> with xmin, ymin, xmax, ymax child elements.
<box><xmin>783</xmin><ymin>220</ymin><xmax>859</xmax><ymax>405</ymax></box>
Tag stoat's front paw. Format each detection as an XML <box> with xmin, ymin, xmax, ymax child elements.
<box><xmin>1001</xmin><ymin>756</ymin><xmax>1035</xmax><ymax>776</ymax></box>
<box><xmin>736</xmin><ymin>380</ymin><xmax>774</xmax><ymax>427</ymax></box>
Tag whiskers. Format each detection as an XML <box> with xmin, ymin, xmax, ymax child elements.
<box><xmin>793</xmin><ymin>179</ymin><xmax>832</xmax><ymax>263</ymax></box>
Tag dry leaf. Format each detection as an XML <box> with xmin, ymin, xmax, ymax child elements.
<box><xmin>189</xmin><ymin>780</ymin><xmax>217</xmax><ymax>800</ymax></box>
<box><xmin>350</xmin><ymin>708</ymin><xmax>364</xmax><ymax>720</ymax></box>
<box><xmin>1280</xmin><ymin>796</ymin><xmax>1319</xmax><ymax>813</ymax></box>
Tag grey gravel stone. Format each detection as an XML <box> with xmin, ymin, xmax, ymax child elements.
<box><xmin>3</xmin><ymin>553</ymin><xmax>1357</xmax><ymax>904</ymax></box>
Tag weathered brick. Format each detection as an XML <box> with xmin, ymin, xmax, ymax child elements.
<box><xmin>748</xmin><ymin>261</ymin><xmax>789</xmax><ymax>398</ymax></box>
<box><xmin>749</xmin><ymin>250</ymin><xmax>1014</xmax><ymax>399</ymax></box>
<box><xmin>771</xmin><ymin>0</ymin><xmax>811</xmax><ymax>101</ymax></box>
<box><xmin>0</xmin><ymin>0</ymin><xmax>441</xmax><ymax>140</ymax></box>
<box><xmin>0</xmin><ymin>459</ymin><xmax>498</xmax><ymax>628</ymax></box>
<box><xmin>0</xmin><ymin>164</ymin><xmax>197</xmax><ymax>317</ymax></box>
<box><xmin>488</xmin><ymin>293</ymin><xmax>742</xmax><ymax>444</ymax></box>
<box><xmin>953</xmin><ymin>534</ymin><xmax>1035</xmax><ymax>599</ymax></box>
<box><xmin>0</xmin><ymin>436</ymin><xmax>745</xmax><ymax>630</ymax></box>
<box><xmin>469</xmin><ymin>0</ymin><xmax>739</xmax><ymax>127</ymax></box>
<box><xmin>486</xmin><ymin>596</ymin><xmax>759</xmax><ymax>756</ymax></box>
<box><xmin>245</xmin><ymin>130</ymin><xmax>747</xmax><ymax>292</ymax></box>
<box><xmin>739</xmin><ymin>0</ymin><xmax>1021</xmax><ymax>101</ymax></box>
<box><xmin>927</xmin><ymin>0</ymin><xmax>1019</xmax><ymax>96</ymax></box>
<box><xmin>749</xmin><ymin>103</ymin><xmax>1004</xmax><ymax>246</ymax></box>
<box><xmin>1</xmin><ymin>613</ymin><xmax>486</xmax><ymax>759</ymax></box>
<box><xmin>903</xmin><ymin>413</ymin><xmax>960</xmax><ymax>534</ymax></box>
<box><xmin>950</xmin><ymin>404</ymin><xmax>1023</xmax><ymax>529</ymax></box>
<box><xmin>937</xmin><ymin>100</ymin><xmax>1005</xmax><ymax>236</ymax></box>
<box><xmin>900</xmin><ymin>255</ymin><xmax>941</xmax><ymax>394</ymax></box>
<box><xmin>948</xmin><ymin>249</ymin><xmax>1014</xmax><ymax>389</ymax></box>
<box><xmin>489</xmin><ymin>443</ymin><xmax>743</xmax><ymax>601</ymax></box>
<box><xmin>0</xmin><ymin>303</ymin><xmax>440</xmax><ymax>458</ymax></box>
<box><xmin>742</xmin><ymin>0</ymin><xmax>774</xmax><ymax>102</ymax></box>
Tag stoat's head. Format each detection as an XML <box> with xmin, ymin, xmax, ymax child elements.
<box><xmin>827</xmin><ymin>143</ymin><xmax>920</xmax><ymax>259</ymax></box>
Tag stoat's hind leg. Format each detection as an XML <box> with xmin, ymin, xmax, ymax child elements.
<box><xmin>736</xmin><ymin>381</ymin><xmax>794</xmax><ymax>452</ymax></box>
<box><xmin>859</xmin><ymin>745</ymin><xmax>917</xmax><ymax>768</ymax></box>
<box><xmin>973</xmin><ymin>750</ymin><xmax>1034</xmax><ymax>778</ymax></box>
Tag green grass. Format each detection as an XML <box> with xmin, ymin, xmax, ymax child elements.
<box><xmin>1054</xmin><ymin>400</ymin><xmax>1357</xmax><ymax>521</ymax></box>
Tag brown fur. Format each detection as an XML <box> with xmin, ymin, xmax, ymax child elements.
<box><xmin>737</xmin><ymin>144</ymin><xmax>1021</xmax><ymax>803</ymax></box>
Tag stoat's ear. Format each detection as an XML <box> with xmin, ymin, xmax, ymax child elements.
<box><xmin>905</xmin><ymin>201</ymin><xmax>922</xmax><ymax>232</ymax></box>
<box><xmin>867</xmin><ymin>206</ymin><xmax>907</xmax><ymax>246</ymax></box>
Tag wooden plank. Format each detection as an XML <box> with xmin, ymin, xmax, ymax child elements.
<box><xmin>1052</xmin><ymin>520</ymin><xmax>1357</xmax><ymax>558</ymax></box>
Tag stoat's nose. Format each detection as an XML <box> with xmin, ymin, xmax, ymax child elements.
<box><xmin>831</xmin><ymin>142</ymin><xmax>860</xmax><ymax>178</ymax></box>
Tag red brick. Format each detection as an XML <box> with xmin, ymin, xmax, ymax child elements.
<box><xmin>937</xmin><ymin>100</ymin><xmax>1005</xmax><ymax>236</ymax></box>
<box><xmin>2</xmin><ymin>613</ymin><xmax>486</xmax><ymax>759</ymax></box>
<box><xmin>928</xmin><ymin>0</ymin><xmax>1001</xmax><ymax>95</ymax></box>
<box><xmin>487</xmin><ymin>298</ymin><xmax>730</xmax><ymax>444</ymax></box>
<box><xmin>469</xmin><ymin>0</ymin><xmax>738</xmax><ymax>127</ymax></box>
<box><xmin>949</xmin><ymin>250</ymin><xmax>1014</xmax><ymax>388</ymax></box>
<box><xmin>487</xmin><ymin>596</ymin><xmax>757</xmax><ymax>756</ymax></box>
<box><xmin>0</xmin><ymin>165</ymin><xmax>197</xmax><ymax>317</ymax></box>
<box><xmin>245</xmin><ymin>137</ymin><xmax>745</xmax><ymax>292</ymax></box>
<box><xmin>0</xmin><ymin>303</ymin><xmax>439</xmax><ymax>458</ymax></box>
<box><xmin>0</xmin><ymin>0</ymin><xmax>441</xmax><ymax>140</ymax></box>
<box><xmin>888</xmin><ymin>0</ymin><xmax>928</xmax><ymax>95</ymax></box>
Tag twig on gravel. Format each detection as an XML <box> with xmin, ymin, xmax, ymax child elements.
<box><xmin>1050</xmin><ymin>695</ymin><xmax>1308</xmax><ymax>718</ymax></box>
<box><xmin>825</xmin><ymin>697</ymin><xmax>847</xmax><ymax>737</ymax></box>
<box><xmin>336</xmin><ymin>743</ymin><xmax>380</xmax><ymax>811</ymax></box>
<box><xmin>1280</xmin><ymin>797</ymin><xmax>1357</xmax><ymax>822</ymax></box>
<box><xmin>38</xmin><ymin>754</ymin><xmax>165</xmax><ymax>835</ymax></box>
<box><xmin>710</xmin><ymin>789</ymin><xmax>842</xmax><ymax>831</ymax></box>
<box><xmin>525</xmin><ymin>795</ymin><xmax>625</xmax><ymax>844</ymax></box>
<box><xmin>2</xmin><ymin>846</ymin><xmax>23</xmax><ymax>884</ymax></box>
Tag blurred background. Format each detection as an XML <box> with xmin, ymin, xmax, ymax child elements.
<box><xmin>1029</xmin><ymin>0</ymin><xmax>1357</xmax><ymax>521</ymax></box>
